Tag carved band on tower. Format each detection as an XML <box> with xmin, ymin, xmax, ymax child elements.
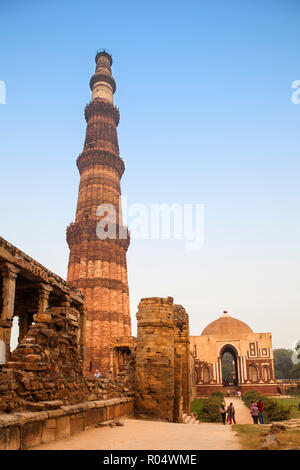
<box><xmin>66</xmin><ymin>50</ymin><xmax>131</xmax><ymax>375</ymax></box>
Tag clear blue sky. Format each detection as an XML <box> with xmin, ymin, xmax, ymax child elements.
<box><xmin>1</xmin><ymin>0</ymin><xmax>300</xmax><ymax>349</ymax></box>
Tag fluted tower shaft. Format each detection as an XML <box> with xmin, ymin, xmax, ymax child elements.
<box><xmin>67</xmin><ymin>51</ymin><xmax>131</xmax><ymax>375</ymax></box>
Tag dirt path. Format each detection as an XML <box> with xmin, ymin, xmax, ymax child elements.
<box><xmin>225</xmin><ymin>397</ymin><xmax>253</xmax><ymax>424</ymax></box>
<box><xmin>31</xmin><ymin>418</ymin><xmax>242</xmax><ymax>450</ymax></box>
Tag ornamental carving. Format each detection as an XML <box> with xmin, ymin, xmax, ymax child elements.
<box><xmin>89</xmin><ymin>73</ymin><xmax>116</xmax><ymax>93</ymax></box>
<box><xmin>76</xmin><ymin>150</ymin><xmax>125</xmax><ymax>178</ymax></box>
<box><xmin>84</xmin><ymin>99</ymin><xmax>120</xmax><ymax>125</ymax></box>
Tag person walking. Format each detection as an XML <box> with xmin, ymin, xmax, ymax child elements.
<box><xmin>257</xmin><ymin>399</ymin><xmax>264</xmax><ymax>424</ymax></box>
<box><xmin>226</xmin><ymin>403</ymin><xmax>236</xmax><ymax>424</ymax></box>
<box><xmin>237</xmin><ymin>390</ymin><xmax>241</xmax><ymax>400</ymax></box>
<box><xmin>251</xmin><ymin>403</ymin><xmax>259</xmax><ymax>424</ymax></box>
<box><xmin>220</xmin><ymin>401</ymin><xmax>227</xmax><ymax>425</ymax></box>
<box><xmin>226</xmin><ymin>389</ymin><xmax>230</xmax><ymax>398</ymax></box>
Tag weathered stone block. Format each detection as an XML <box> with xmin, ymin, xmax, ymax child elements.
<box><xmin>55</xmin><ymin>415</ymin><xmax>70</xmax><ymax>440</ymax></box>
<box><xmin>20</xmin><ymin>420</ymin><xmax>44</xmax><ymax>449</ymax></box>
<box><xmin>33</xmin><ymin>313</ymin><xmax>51</xmax><ymax>323</ymax></box>
<box><xmin>85</xmin><ymin>407</ymin><xmax>98</xmax><ymax>428</ymax></box>
<box><xmin>70</xmin><ymin>412</ymin><xmax>85</xmax><ymax>435</ymax></box>
<box><xmin>0</xmin><ymin>425</ymin><xmax>20</xmax><ymax>450</ymax></box>
<box><xmin>42</xmin><ymin>419</ymin><xmax>56</xmax><ymax>444</ymax></box>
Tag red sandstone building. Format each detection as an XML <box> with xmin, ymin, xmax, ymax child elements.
<box><xmin>190</xmin><ymin>311</ymin><xmax>277</xmax><ymax>395</ymax></box>
<box><xmin>67</xmin><ymin>51</ymin><xmax>131</xmax><ymax>375</ymax></box>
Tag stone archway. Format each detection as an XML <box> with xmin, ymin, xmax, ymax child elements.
<box><xmin>220</xmin><ymin>344</ymin><xmax>239</xmax><ymax>387</ymax></box>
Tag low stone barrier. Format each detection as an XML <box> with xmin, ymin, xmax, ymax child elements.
<box><xmin>0</xmin><ymin>396</ymin><xmax>134</xmax><ymax>450</ymax></box>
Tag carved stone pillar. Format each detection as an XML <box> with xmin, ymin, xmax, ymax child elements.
<box><xmin>0</xmin><ymin>262</ymin><xmax>19</xmax><ymax>361</ymax></box>
<box><xmin>78</xmin><ymin>304</ymin><xmax>87</xmax><ymax>369</ymax></box>
<box><xmin>18</xmin><ymin>314</ymin><xmax>29</xmax><ymax>342</ymax></box>
<box><xmin>37</xmin><ymin>283</ymin><xmax>52</xmax><ymax>312</ymax></box>
<box><xmin>61</xmin><ymin>293</ymin><xmax>71</xmax><ymax>309</ymax></box>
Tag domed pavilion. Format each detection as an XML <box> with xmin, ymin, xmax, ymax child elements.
<box><xmin>190</xmin><ymin>311</ymin><xmax>277</xmax><ymax>396</ymax></box>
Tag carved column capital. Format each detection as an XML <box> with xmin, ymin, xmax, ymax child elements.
<box><xmin>61</xmin><ymin>293</ymin><xmax>72</xmax><ymax>307</ymax></box>
<box><xmin>38</xmin><ymin>282</ymin><xmax>53</xmax><ymax>293</ymax></box>
<box><xmin>0</xmin><ymin>262</ymin><xmax>19</xmax><ymax>280</ymax></box>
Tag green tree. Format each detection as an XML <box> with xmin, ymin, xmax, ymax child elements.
<box><xmin>273</xmin><ymin>349</ymin><xmax>294</xmax><ymax>379</ymax></box>
<box><xmin>221</xmin><ymin>352</ymin><xmax>234</xmax><ymax>383</ymax></box>
<box><xmin>290</xmin><ymin>364</ymin><xmax>300</xmax><ymax>379</ymax></box>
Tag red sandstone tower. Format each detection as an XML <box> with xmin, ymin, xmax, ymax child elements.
<box><xmin>66</xmin><ymin>50</ymin><xmax>131</xmax><ymax>374</ymax></box>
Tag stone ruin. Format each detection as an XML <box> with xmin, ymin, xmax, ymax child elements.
<box><xmin>0</xmin><ymin>236</ymin><xmax>193</xmax><ymax>449</ymax></box>
<box><xmin>135</xmin><ymin>297</ymin><xmax>192</xmax><ymax>423</ymax></box>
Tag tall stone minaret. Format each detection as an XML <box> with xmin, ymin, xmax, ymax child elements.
<box><xmin>66</xmin><ymin>50</ymin><xmax>131</xmax><ymax>375</ymax></box>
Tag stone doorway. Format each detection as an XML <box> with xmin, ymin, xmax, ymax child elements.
<box><xmin>220</xmin><ymin>344</ymin><xmax>239</xmax><ymax>387</ymax></box>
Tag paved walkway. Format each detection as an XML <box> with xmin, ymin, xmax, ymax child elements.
<box><xmin>31</xmin><ymin>398</ymin><xmax>253</xmax><ymax>450</ymax></box>
<box><xmin>224</xmin><ymin>397</ymin><xmax>253</xmax><ymax>424</ymax></box>
<box><xmin>31</xmin><ymin>418</ymin><xmax>241</xmax><ymax>450</ymax></box>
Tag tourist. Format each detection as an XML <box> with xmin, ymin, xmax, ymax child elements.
<box><xmin>251</xmin><ymin>403</ymin><xmax>259</xmax><ymax>424</ymax></box>
<box><xmin>237</xmin><ymin>390</ymin><xmax>241</xmax><ymax>400</ymax></box>
<box><xmin>227</xmin><ymin>389</ymin><xmax>230</xmax><ymax>397</ymax></box>
<box><xmin>226</xmin><ymin>403</ymin><xmax>236</xmax><ymax>424</ymax></box>
<box><xmin>250</xmin><ymin>401</ymin><xmax>255</xmax><ymax>422</ymax></box>
<box><xmin>94</xmin><ymin>369</ymin><xmax>102</xmax><ymax>379</ymax></box>
<box><xmin>257</xmin><ymin>399</ymin><xmax>264</xmax><ymax>424</ymax></box>
<box><xmin>220</xmin><ymin>401</ymin><xmax>227</xmax><ymax>425</ymax></box>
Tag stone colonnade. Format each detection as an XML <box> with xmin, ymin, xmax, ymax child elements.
<box><xmin>0</xmin><ymin>237</ymin><xmax>86</xmax><ymax>365</ymax></box>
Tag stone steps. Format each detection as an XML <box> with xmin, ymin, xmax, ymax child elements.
<box><xmin>182</xmin><ymin>413</ymin><xmax>200</xmax><ymax>424</ymax></box>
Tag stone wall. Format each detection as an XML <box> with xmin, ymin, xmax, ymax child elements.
<box><xmin>195</xmin><ymin>384</ymin><xmax>278</xmax><ymax>396</ymax></box>
<box><xmin>276</xmin><ymin>379</ymin><xmax>300</xmax><ymax>394</ymax></box>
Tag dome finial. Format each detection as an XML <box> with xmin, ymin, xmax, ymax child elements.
<box><xmin>221</xmin><ymin>310</ymin><xmax>230</xmax><ymax>317</ymax></box>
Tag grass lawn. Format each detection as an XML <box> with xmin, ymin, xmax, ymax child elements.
<box><xmin>274</xmin><ymin>398</ymin><xmax>300</xmax><ymax>419</ymax></box>
<box><xmin>233</xmin><ymin>424</ymin><xmax>300</xmax><ymax>450</ymax></box>
<box><xmin>232</xmin><ymin>425</ymin><xmax>269</xmax><ymax>450</ymax></box>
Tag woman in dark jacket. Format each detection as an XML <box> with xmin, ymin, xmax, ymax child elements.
<box><xmin>220</xmin><ymin>402</ymin><xmax>227</xmax><ymax>424</ymax></box>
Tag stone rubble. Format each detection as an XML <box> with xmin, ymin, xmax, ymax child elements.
<box><xmin>0</xmin><ymin>306</ymin><xmax>135</xmax><ymax>413</ymax></box>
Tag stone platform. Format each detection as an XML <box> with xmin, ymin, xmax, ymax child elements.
<box><xmin>0</xmin><ymin>396</ymin><xmax>134</xmax><ymax>450</ymax></box>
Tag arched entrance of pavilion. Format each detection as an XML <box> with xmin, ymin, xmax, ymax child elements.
<box><xmin>219</xmin><ymin>343</ymin><xmax>239</xmax><ymax>387</ymax></box>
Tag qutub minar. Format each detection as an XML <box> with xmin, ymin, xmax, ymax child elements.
<box><xmin>0</xmin><ymin>51</ymin><xmax>287</xmax><ymax>448</ymax></box>
<box><xmin>66</xmin><ymin>50</ymin><xmax>131</xmax><ymax>374</ymax></box>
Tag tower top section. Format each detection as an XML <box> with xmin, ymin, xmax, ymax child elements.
<box><xmin>90</xmin><ymin>49</ymin><xmax>116</xmax><ymax>103</ymax></box>
<box><xmin>95</xmin><ymin>49</ymin><xmax>113</xmax><ymax>65</ymax></box>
